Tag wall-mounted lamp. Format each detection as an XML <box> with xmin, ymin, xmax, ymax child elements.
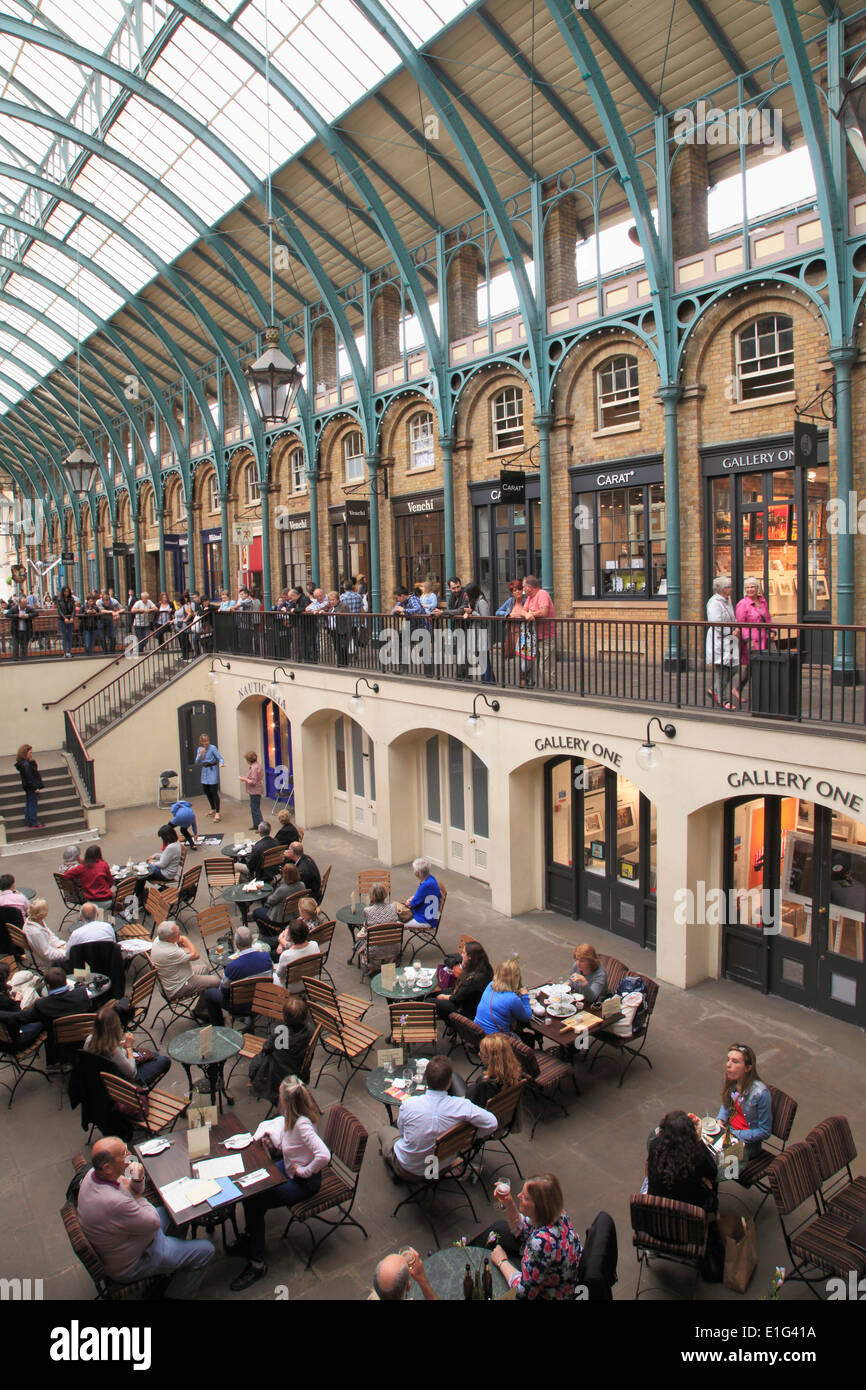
<box><xmin>466</xmin><ymin>692</ymin><xmax>500</xmax><ymax>737</ymax></box>
<box><xmin>635</xmin><ymin>715</ymin><xmax>676</xmax><ymax>771</ymax></box>
<box><xmin>270</xmin><ymin>665</ymin><xmax>295</xmax><ymax>700</ymax></box>
<box><xmin>350</xmin><ymin>676</ymin><xmax>379</xmax><ymax>715</ymax></box>
<box><xmin>208</xmin><ymin>657</ymin><xmax>231</xmax><ymax>686</ymax></box>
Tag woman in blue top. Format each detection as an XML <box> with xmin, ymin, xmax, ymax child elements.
<box><xmin>716</xmin><ymin>1043</ymin><xmax>772</xmax><ymax>1161</ymax></box>
<box><xmin>475</xmin><ymin>958</ymin><xmax>533</xmax><ymax>1040</ymax></box>
<box><xmin>196</xmin><ymin>734</ymin><xmax>225</xmax><ymax>823</ymax></box>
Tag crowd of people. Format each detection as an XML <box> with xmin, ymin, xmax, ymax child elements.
<box><xmin>2</xmin><ymin>585</ymin><xmax>214</xmax><ymax>660</ymax></box>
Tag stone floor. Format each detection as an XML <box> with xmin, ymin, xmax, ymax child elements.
<box><xmin>2</xmin><ymin>797</ymin><xmax>864</xmax><ymax>1305</ymax></box>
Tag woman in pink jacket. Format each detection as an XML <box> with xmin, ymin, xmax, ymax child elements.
<box><xmin>239</xmin><ymin>750</ymin><xmax>265</xmax><ymax>829</ymax></box>
<box><xmin>735</xmin><ymin>578</ymin><xmax>773</xmax><ymax>701</ymax></box>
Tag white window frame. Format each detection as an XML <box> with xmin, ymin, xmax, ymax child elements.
<box><xmin>208</xmin><ymin>473</ymin><xmax>220</xmax><ymax>516</ymax></box>
<box><xmin>492</xmin><ymin>387</ymin><xmax>524</xmax><ymax>451</ymax></box>
<box><xmin>244</xmin><ymin>462</ymin><xmax>260</xmax><ymax>506</ymax></box>
<box><xmin>290</xmin><ymin>447</ymin><xmax>307</xmax><ymax>495</ymax></box>
<box><xmin>596</xmin><ymin>355</ymin><xmax>640</xmax><ymax>429</ymax></box>
<box><xmin>735</xmin><ymin>315</ymin><xmax>795</xmax><ymax>401</ymax></box>
<box><xmin>146</xmin><ymin>491</ymin><xmax>156</xmax><ymax>528</ymax></box>
<box><xmin>344</xmin><ymin>429</ymin><xmax>364</xmax><ymax>482</ymax></box>
<box><xmin>408</xmin><ymin>412</ymin><xmax>435</xmax><ymax>471</ymax></box>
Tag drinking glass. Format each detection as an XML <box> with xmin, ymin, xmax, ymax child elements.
<box><xmin>494</xmin><ymin>1178</ymin><xmax>511</xmax><ymax>1206</ymax></box>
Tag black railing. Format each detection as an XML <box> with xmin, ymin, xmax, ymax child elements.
<box><xmin>70</xmin><ymin>623</ymin><xmax>203</xmax><ymax>743</ymax></box>
<box><xmin>212</xmin><ymin>611</ymin><xmax>865</xmax><ymax>728</ymax></box>
<box><xmin>64</xmin><ymin>711</ymin><xmax>96</xmax><ymax>804</ymax></box>
<box><xmin>1</xmin><ymin>611</ymin><xmax>136</xmax><ymax>659</ymax></box>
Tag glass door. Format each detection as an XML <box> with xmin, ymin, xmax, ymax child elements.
<box><xmin>421</xmin><ymin>736</ymin><xmax>490</xmax><ymax>884</ymax></box>
<box><xmin>261</xmin><ymin>700</ymin><xmax>292</xmax><ymax>803</ymax></box>
<box><xmin>331</xmin><ymin>523</ymin><xmax>370</xmax><ymax>589</ymax></box>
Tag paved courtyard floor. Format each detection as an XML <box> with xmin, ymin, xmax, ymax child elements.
<box><xmin>2</xmin><ymin>799</ymin><xmax>864</xmax><ymax>1310</ymax></box>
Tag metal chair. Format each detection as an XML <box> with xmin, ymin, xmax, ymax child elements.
<box><xmin>804</xmin><ymin>1116</ymin><xmax>866</xmax><ymax>1221</ymax></box>
<box><xmin>630</xmin><ymin>1194</ymin><xmax>709</xmax><ymax>1299</ymax></box>
<box><xmin>508</xmin><ymin>1035</ymin><xmax>577</xmax><ymax>1138</ymax></box>
<box><xmin>587</xmin><ymin>975</ymin><xmax>660</xmax><ymax>1086</ymax></box>
<box><xmin>387</xmin><ymin>1000</ymin><xmax>438</xmax><ymax>1052</ymax></box>
<box><xmin>204</xmin><ymin>857</ymin><xmax>240</xmax><ymax>905</ymax></box>
<box><xmin>0</xmin><ymin>1019</ymin><xmax>51</xmax><ymax>1108</ymax></box>
<box><xmin>53</xmin><ymin>872</ymin><xmax>86</xmax><ymax>929</ymax></box>
<box><xmin>150</xmin><ymin>973</ymin><xmax>198</xmax><ymax>1041</ymax></box>
<box><xmin>317</xmin><ymin>865</ymin><xmax>331</xmax><ymax>909</ymax></box>
<box><xmin>390</xmin><ymin>1119</ymin><xmax>479</xmax><ymax>1247</ymax></box>
<box><xmin>156</xmin><ymin>769</ymin><xmax>178</xmax><ymax>808</ymax></box>
<box><xmin>307</xmin><ymin>999</ymin><xmax>381</xmax><ymax>1103</ymax></box>
<box><xmin>469</xmin><ymin>1078</ymin><xmax>527</xmax><ymax>1195</ymax></box>
<box><xmin>125</xmin><ymin>967</ymin><xmax>159</xmax><ymax>1050</ymax></box>
<box><xmin>403</xmin><ymin>883</ymin><xmax>448</xmax><ymax>962</ymax></box>
<box><xmin>281</xmin><ymin>1104</ymin><xmax>369</xmax><ymax>1267</ymax></box>
<box><xmin>61</xmin><ymin>1200</ymin><xmax>168</xmax><ymax>1300</ymax></box>
<box><xmin>307</xmin><ymin>920</ymin><xmax>336</xmax><ymax>985</ymax></box>
<box><xmin>766</xmin><ymin>1142</ymin><xmax>866</xmax><ymax>1297</ymax></box>
<box><xmin>735</xmin><ymin>1083</ymin><xmax>798</xmax><ymax>1214</ymax></box>
<box><xmin>447</xmin><ymin>1012</ymin><xmax>487</xmax><ymax>1075</ymax></box>
<box><xmin>304</xmin><ymin>974</ymin><xmax>371</xmax><ymax>1024</ymax></box>
<box><xmin>100</xmin><ymin>1072</ymin><xmax>189</xmax><ymax>1135</ymax></box>
<box><xmin>597</xmin><ymin>953</ymin><xmax>629</xmax><ymax>996</ymax></box>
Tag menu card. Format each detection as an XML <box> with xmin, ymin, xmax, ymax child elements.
<box><xmin>377</xmin><ymin>1047</ymin><xmax>403</xmax><ymax>1069</ymax></box>
<box><xmin>187</xmin><ymin>1125</ymin><xmax>211</xmax><ymax>1161</ymax></box>
<box><xmin>381</xmin><ymin>963</ymin><xmax>397</xmax><ymax>990</ymax></box>
<box><xmin>199</xmin><ymin>1025</ymin><xmax>213</xmax><ymax>1058</ymax></box>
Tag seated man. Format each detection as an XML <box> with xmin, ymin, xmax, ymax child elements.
<box><xmin>378</xmin><ymin>1055</ymin><xmax>497</xmax><ymax>1181</ymax></box>
<box><xmin>395</xmin><ymin>858</ymin><xmax>442</xmax><ymax>928</ymax></box>
<box><xmin>17</xmin><ymin>966</ymin><xmax>96</xmax><ymax>1064</ymax></box>
<box><xmin>66</xmin><ymin>903</ymin><xmax>117</xmax><ymax>952</ymax></box>
<box><xmin>273</xmin><ymin>920</ymin><xmax>320</xmax><ymax>989</ymax></box>
<box><xmin>77</xmin><ymin>1137</ymin><xmax>214</xmax><ymax>1298</ymax></box>
<box><xmin>285</xmin><ymin>842</ymin><xmax>321</xmax><ymax>902</ymax></box>
<box><xmin>372</xmin><ymin>1252</ymin><xmax>436</xmax><ymax>1302</ymax></box>
<box><xmin>149</xmin><ymin>920</ymin><xmax>223</xmax><ymax>1025</ymax></box>
<box><xmin>203</xmin><ymin>926</ymin><xmax>272</xmax><ymax>1022</ymax></box>
<box><xmin>237</xmin><ymin>822</ymin><xmax>278</xmax><ymax>882</ymax></box>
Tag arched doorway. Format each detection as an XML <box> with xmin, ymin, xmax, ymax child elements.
<box><xmin>236</xmin><ymin>692</ymin><xmax>294</xmax><ymax>810</ymax></box>
<box><xmin>723</xmin><ymin>795</ymin><xmax>865</xmax><ymax>1026</ymax></box>
<box><xmin>543</xmin><ymin>757</ymin><xmax>656</xmax><ymax>947</ymax></box>
<box><xmin>421</xmin><ymin>734</ymin><xmax>490</xmax><ymax>883</ymax></box>
<box><xmin>332</xmin><ymin>715</ymin><xmax>376</xmax><ymax>836</ymax></box>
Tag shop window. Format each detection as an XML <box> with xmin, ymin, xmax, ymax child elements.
<box><xmin>290</xmin><ymin>448</ymin><xmax>307</xmax><ymax>495</ymax></box>
<box><xmin>408</xmin><ymin>412</ymin><xmax>434</xmax><ymax>471</ymax></box>
<box><xmin>208</xmin><ymin>474</ymin><xmax>220</xmax><ymax>516</ymax></box>
<box><xmin>244</xmin><ymin>463</ymin><xmax>259</xmax><ymax>507</ymax></box>
<box><xmin>574</xmin><ymin>482</ymin><xmax>666</xmax><ymax>598</ymax></box>
<box><xmin>344</xmin><ymin>429</ymin><xmax>364</xmax><ymax>482</ymax></box>
<box><xmin>492</xmin><ymin>387</ymin><xmax>523</xmax><ymax>451</ymax></box>
<box><xmin>735</xmin><ymin>315</ymin><xmax>794</xmax><ymax>400</ymax></box>
<box><xmin>596</xmin><ymin>356</ymin><xmax>639</xmax><ymax>429</ymax></box>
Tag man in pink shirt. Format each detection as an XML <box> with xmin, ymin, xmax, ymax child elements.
<box><xmin>77</xmin><ymin>1137</ymin><xmax>214</xmax><ymax>1297</ymax></box>
<box><xmin>522</xmin><ymin>575</ymin><xmax>556</xmax><ymax>687</ymax></box>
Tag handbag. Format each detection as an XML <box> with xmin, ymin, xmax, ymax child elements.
<box><xmin>718</xmin><ymin>1212</ymin><xmax>758</xmax><ymax>1293</ymax></box>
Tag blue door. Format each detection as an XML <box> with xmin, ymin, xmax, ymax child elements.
<box><xmin>262</xmin><ymin>699</ymin><xmax>293</xmax><ymax>805</ymax></box>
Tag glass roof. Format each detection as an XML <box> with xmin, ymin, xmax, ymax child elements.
<box><xmin>0</xmin><ymin>0</ymin><xmax>478</xmax><ymax>414</ymax></box>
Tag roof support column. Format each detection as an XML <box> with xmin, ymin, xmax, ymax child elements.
<box><xmin>132</xmin><ymin>499</ymin><xmax>142</xmax><ymax>605</ymax></box>
<box><xmin>260</xmin><ymin>482</ymin><xmax>273</xmax><ymax>611</ymax></box>
<box><xmin>218</xmin><ymin>492</ymin><xmax>231</xmax><ymax>593</ymax></box>
<box><xmin>533</xmin><ymin>412</ymin><xmax>554</xmax><ymax>597</ymax></box>
<box><xmin>366</xmin><ymin>452</ymin><xmax>381</xmax><ymax>615</ymax></box>
<box><xmin>439</xmin><ymin>434</ymin><xmax>456</xmax><ymax>584</ymax></box>
<box><xmin>157</xmin><ymin>490</ymin><xmax>166</xmax><ymax>596</ymax></box>
<box><xmin>829</xmin><ymin>345</ymin><xmax>858</xmax><ymax>676</ymax></box>
<box><xmin>660</xmin><ymin>384</ymin><xmax>684</xmax><ymax>665</ymax></box>
<box><xmin>308</xmin><ymin>468</ymin><xmax>321</xmax><ymax>589</ymax></box>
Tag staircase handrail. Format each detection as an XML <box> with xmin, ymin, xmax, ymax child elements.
<box><xmin>69</xmin><ymin>621</ymin><xmax>200</xmax><ymax>738</ymax></box>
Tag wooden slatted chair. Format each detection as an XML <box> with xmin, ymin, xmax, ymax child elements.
<box><xmin>281</xmin><ymin>1104</ymin><xmax>369</xmax><ymax>1267</ymax></box>
<box><xmin>307</xmin><ymin>999</ymin><xmax>381</xmax><ymax>1103</ymax></box>
<box><xmin>387</xmin><ymin>1000</ymin><xmax>438</xmax><ymax>1052</ymax></box>
<box><xmin>804</xmin><ymin>1116</ymin><xmax>866</xmax><ymax>1222</ymax></box>
<box><xmin>144</xmin><ymin>885</ymin><xmax>178</xmax><ymax>933</ymax></box>
<box><xmin>53</xmin><ymin>1013</ymin><xmax>96</xmax><ymax>1109</ymax></box>
<box><xmin>100</xmin><ymin>1072</ymin><xmax>189</xmax><ymax>1135</ymax></box>
<box><xmin>469</xmin><ymin>1077</ymin><xmax>527</xmax><ymax>1196</ymax></box>
<box><xmin>54</xmin><ymin>871</ymin><xmax>85</xmax><ymax>929</ymax></box>
<box><xmin>307</xmin><ymin>920</ymin><xmax>336</xmax><ymax>986</ymax></box>
<box><xmin>403</xmin><ymin>884</ymin><xmax>448</xmax><ymax>962</ymax></box>
<box><xmin>630</xmin><ymin>1194</ymin><xmax>709</xmax><ymax>1299</ymax></box>
<box><xmin>317</xmin><ymin>865</ymin><xmax>331</xmax><ymax>909</ymax></box>
<box><xmin>357</xmin><ymin>921</ymin><xmax>404</xmax><ymax>985</ymax></box>
<box><xmin>61</xmin><ymin>1200</ymin><xmax>167</xmax><ymax>1300</ymax></box>
<box><xmin>223</xmin><ymin>973</ymin><xmax>273</xmax><ymax>1022</ymax></box>
<box><xmin>204</xmin><ymin>857</ymin><xmax>240</xmax><ymax>905</ymax></box>
<box><xmin>224</xmin><ymin>980</ymin><xmax>292</xmax><ymax>1090</ymax></box>
<box><xmin>7</xmin><ymin>921</ymin><xmax>38</xmax><ymax>974</ymax></box>
<box><xmin>766</xmin><ymin>1142</ymin><xmax>866</xmax><ymax>1296</ymax></box>
<box><xmin>276</xmin><ymin>889</ymin><xmax>307</xmax><ymax>926</ymax></box>
<box><xmin>390</xmin><ymin>1119</ymin><xmax>479</xmax><ymax>1247</ymax></box>
<box><xmin>197</xmin><ymin>904</ymin><xmax>234</xmax><ymax>953</ymax></box>
<box><xmin>261</xmin><ymin>846</ymin><xmax>286</xmax><ymax>882</ymax></box>
<box><xmin>0</xmin><ymin>1019</ymin><xmax>51</xmax><ymax>1108</ymax></box>
<box><xmin>110</xmin><ymin>874</ymin><xmax>139</xmax><ymax>920</ymax></box>
<box><xmin>508</xmin><ymin>1035</ymin><xmax>578</xmax><ymax>1138</ymax></box>
<box><xmin>126</xmin><ymin>967</ymin><xmax>159</xmax><ymax>1050</ymax></box>
<box><xmin>358</xmin><ymin>869</ymin><xmax>390</xmax><ymax>899</ymax></box>
<box><xmin>283</xmin><ymin>954</ymin><xmax>323</xmax><ymax>989</ymax></box>
<box><xmin>178</xmin><ymin>845</ymin><xmax>189</xmax><ymax>874</ymax></box>
<box><xmin>177</xmin><ymin>864</ymin><xmax>202</xmax><ymax>909</ymax></box>
<box><xmin>304</xmin><ymin>974</ymin><xmax>370</xmax><ymax>1024</ymax></box>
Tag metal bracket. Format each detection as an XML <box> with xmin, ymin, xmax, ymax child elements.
<box><xmin>794</xmin><ymin>385</ymin><xmax>836</xmax><ymax>425</ymax></box>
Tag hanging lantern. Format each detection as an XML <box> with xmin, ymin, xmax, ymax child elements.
<box><xmin>244</xmin><ymin>326</ymin><xmax>302</xmax><ymax>426</ymax></box>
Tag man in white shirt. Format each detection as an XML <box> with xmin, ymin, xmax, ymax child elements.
<box><xmin>150</xmin><ymin>920</ymin><xmax>223</xmax><ymax>1023</ymax></box>
<box><xmin>378</xmin><ymin>1056</ymin><xmax>497</xmax><ymax>1179</ymax></box>
<box><xmin>130</xmin><ymin>592</ymin><xmax>157</xmax><ymax>654</ymax></box>
<box><xmin>66</xmin><ymin>902</ymin><xmax>117</xmax><ymax>951</ymax></box>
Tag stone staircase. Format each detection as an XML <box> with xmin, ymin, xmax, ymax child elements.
<box><xmin>74</xmin><ymin>640</ymin><xmax>193</xmax><ymax>743</ymax></box>
<box><xmin>0</xmin><ymin>764</ymin><xmax>89</xmax><ymax>842</ymax></box>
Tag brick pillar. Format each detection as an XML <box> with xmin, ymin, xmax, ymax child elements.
<box><xmin>372</xmin><ymin>283</ymin><xmax>401</xmax><ymax>371</ymax></box>
<box><xmin>670</xmin><ymin>141</ymin><xmax>708</xmax><ymax>260</ymax></box>
<box><xmin>446</xmin><ymin>241</ymin><xmax>480</xmax><ymax>340</ymax></box>
<box><xmin>543</xmin><ymin>192</ymin><xmax>579</xmax><ymax>304</ymax></box>
<box><xmin>312</xmin><ymin>318</ymin><xmax>338</xmax><ymax>390</ymax></box>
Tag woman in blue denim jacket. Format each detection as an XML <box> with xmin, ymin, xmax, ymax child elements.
<box><xmin>717</xmin><ymin>1044</ymin><xmax>772</xmax><ymax>1160</ymax></box>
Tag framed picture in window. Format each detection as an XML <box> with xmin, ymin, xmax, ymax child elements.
<box><xmin>590</xmin><ymin>840</ymin><xmax>605</xmax><ymax>859</ymax></box>
<box><xmin>586</xmin><ymin>765</ymin><xmax>606</xmax><ymax>793</ymax></box>
<box><xmin>617</xmin><ymin>805</ymin><xmax>635</xmax><ymax>831</ymax></box>
<box><xmin>797</xmin><ymin>800</ymin><xmax>813</xmax><ymax>831</ymax></box>
<box><xmin>584</xmin><ymin>810</ymin><xmax>602</xmax><ymax>834</ymax></box>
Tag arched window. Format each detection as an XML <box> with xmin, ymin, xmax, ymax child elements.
<box><xmin>343</xmin><ymin>429</ymin><xmax>364</xmax><ymax>482</ymax></box>
<box><xmin>408</xmin><ymin>411</ymin><xmax>434</xmax><ymax>471</ymax></box>
<box><xmin>492</xmin><ymin>386</ymin><xmax>523</xmax><ymax>450</ymax></box>
<box><xmin>207</xmin><ymin>472</ymin><xmax>220</xmax><ymax>515</ymax></box>
<box><xmin>735</xmin><ymin>315</ymin><xmax>794</xmax><ymax>400</ymax></box>
<box><xmin>290</xmin><ymin>447</ymin><xmax>307</xmax><ymax>494</ymax></box>
<box><xmin>596</xmin><ymin>355</ymin><xmax>639</xmax><ymax>429</ymax></box>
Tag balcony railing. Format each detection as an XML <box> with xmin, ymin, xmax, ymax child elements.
<box><xmin>213</xmin><ymin>611</ymin><xmax>865</xmax><ymax>729</ymax></box>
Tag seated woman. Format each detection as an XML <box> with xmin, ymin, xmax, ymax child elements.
<box><xmin>230</xmin><ymin>1077</ymin><xmax>330</xmax><ymax>1291</ymax></box>
<box><xmin>83</xmin><ymin>1002</ymin><xmax>171</xmax><ymax>1090</ymax></box>
<box><xmin>135</xmin><ymin>824</ymin><xmax>182</xmax><ymax>908</ymax></box>
<box><xmin>475</xmin><ymin>959</ymin><xmax>533</xmax><ymax>1038</ymax></box>
<box><xmin>252</xmin><ymin>863</ymin><xmax>302</xmax><ymax>944</ymax></box>
<box><xmin>0</xmin><ymin>960</ymin><xmax>42</xmax><ymax>1046</ymax></box>
<box><xmin>249</xmin><ymin>994</ymin><xmax>314</xmax><ymax>1104</ymax></box>
<box><xmin>467</xmin><ymin>1031</ymin><xmax>524</xmax><ymax>1109</ymax></box>
<box><xmin>717</xmin><ymin>1043</ymin><xmax>772</xmax><ymax>1162</ymax></box>
<box><xmin>436</xmin><ymin>940</ymin><xmax>492</xmax><ymax>1024</ymax></box>
<box><xmin>568</xmin><ymin>943</ymin><xmax>608</xmax><ymax>1004</ymax></box>
<box><xmin>647</xmin><ymin>1110</ymin><xmax>718</xmax><ymax>1213</ymax></box>
<box><xmin>274</xmin><ymin>808</ymin><xmax>304</xmax><ymax>847</ymax></box>
<box><xmin>64</xmin><ymin>844</ymin><xmax>115</xmax><ymax>908</ymax></box>
<box><xmin>482</xmin><ymin>1173</ymin><xmax>582</xmax><ymax>1300</ymax></box>
<box><xmin>273</xmin><ymin>920</ymin><xmax>320</xmax><ymax>988</ymax></box>
<box><xmin>353</xmin><ymin>882</ymin><xmax>401</xmax><ymax>963</ymax></box>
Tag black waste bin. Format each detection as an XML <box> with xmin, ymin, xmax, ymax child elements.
<box><xmin>750</xmin><ymin>649</ymin><xmax>801</xmax><ymax>718</ymax></box>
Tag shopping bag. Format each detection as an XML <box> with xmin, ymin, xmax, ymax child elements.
<box><xmin>719</xmin><ymin>1212</ymin><xmax>758</xmax><ymax>1293</ymax></box>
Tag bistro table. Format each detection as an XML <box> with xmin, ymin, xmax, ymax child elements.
<box><xmin>366</xmin><ymin>1065</ymin><xmax>466</xmax><ymax>1124</ymax></box>
<box><xmin>408</xmin><ymin>1245</ymin><xmax>509</xmax><ymax>1301</ymax></box>
<box><xmin>167</xmin><ymin>1025</ymin><xmax>243</xmax><ymax>1112</ymax></box>
<box><xmin>527</xmin><ymin>984</ymin><xmax>622</xmax><ymax>1051</ymax></box>
<box><xmin>221</xmin><ymin>842</ymin><xmax>252</xmax><ymax>864</ymax></box>
<box><xmin>18</xmin><ymin>886</ymin><xmax>37</xmax><ymax>901</ymax></box>
<box><xmin>135</xmin><ymin>1111</ymin><xmax>283</xmax><ymax>1249</ymax></box>
<box><xmin>370</xmin><ymin>968</ymin><xmax>439</xmax><ymax>1001</ymax></box>
<box><xmin>65</xmin><ymin>971</ymin><xmax>112</xmax><ymax>1006</ymax></box>
<box><xmin>336</xmin><ymin>903</ymin><xmax>366</xmax><ymax>962</ymax></box>
<box><xmin>221</xmin><ymin>883</ymin><xmax>269</xmax><ymax>927</ymax></box>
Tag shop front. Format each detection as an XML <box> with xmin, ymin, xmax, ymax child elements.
<box><xmin>544</xmin><ymin>751</ymin><xmax>657</xmax><ymax>948</ymax></box>
<box><xmin>201</xmin><ymin>526</ymin><xmax>223</xmax><ymax>599</ymax></box>
<box><xmin>570</xmin><ymin>456</ymin><xmax>666</xmax><ymax>599</ymax></box>
<box><xmin>106</xmin><ymin>544</ymin><xmax>135</xmax><ymax>597</ymax></box>
<box><xmin>723</xmin><ymin>790</ymin><xmax>865</xmax><ymax>1027</ymax></box>
<box><xmin>330</xmin><ymin>501</ymin><xmax>369</xmax><ymax>591</ymax></box>
<box><xmin>392</xmin><ymin>491</ymin><xmax>444</xmax><ymax>592</ymax></box>
<box><xmin>278</xmin><ymin>511</ymin><xmax>311</xmax><ymax>593</ymax></box>
<box><xmin>164</xmin><ymin>534</ymin><xmax>189</xmax><ymax>594</ymax></box>
<box><xmin>471</xmin><ymin>478</ymin><xmax>541</xmax><ymax>612</ymax></box>
<box><xmin>703</xmin><ymin>433</ymin><xmax>831</xmax><ymax>652</ymax></box>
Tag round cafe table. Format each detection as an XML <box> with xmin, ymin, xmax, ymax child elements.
<box><xmin>65</xmin><ymin>972</ymin><xmax>112</xmax><ymax>1006</ymax></box>
<box><xmin>221</xmin><ymin>883</ymin><xmax>269</xmax><ymax>927</ymax></box>
<box><xmin>408</xmin><ymin>1245</ymin><xmax>509</xmax><ymax>1301</ymax></box>
<box><xmin>370</xmin><ymin>969</ymin><xmax>439</xmax><ymax>1000</ymax></box>
<box><xmin>336</xmin><ymin>904</ymin><xmax>366</xmax><ymax>962</ymax></box>
<box><xmin>168</xmin><ymin>1025</ymin><xmax>243</xmax><ymax>1113</ymax></box>
<box><xmin>366</xmin><ymin>1065</ymin><xmax>466</xmax><ymax>1124</ymax></box>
